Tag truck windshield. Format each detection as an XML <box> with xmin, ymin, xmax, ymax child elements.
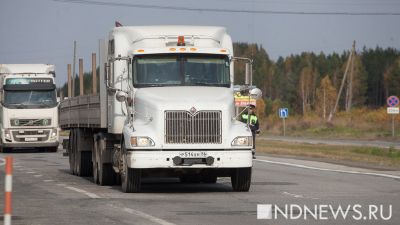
<box><xmin>4</xmin><ymin>90</ymin><xmax>57</xmax><ymax>109</ymax></box>
<box><xmin>133</xmin><ymin>54</ymin><xmax>230</xmax><ymax>87</ymax></box>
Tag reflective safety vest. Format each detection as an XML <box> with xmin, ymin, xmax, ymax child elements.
<box><xmin>241</xmin><ymin>114</ymin><xmax>258</xmax><ymax>125</ymax></box>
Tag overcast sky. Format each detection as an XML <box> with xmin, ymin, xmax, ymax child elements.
<box><xmin>1</xmin><ymin>0</ymin><xmax>399</xmax><ymax>85</ymax></box>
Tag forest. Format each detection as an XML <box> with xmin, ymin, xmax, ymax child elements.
<box><xmin>233</xmin><ymin>43</ymin><xmax>400</xmax><ymax>117</ymax></box>
<box><xmin>59</xmin><ymin>43</ymin><xmax>400</xmax><ymax>123</ymax></box>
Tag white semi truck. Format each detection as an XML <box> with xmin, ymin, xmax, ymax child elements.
<box><xmin>60</xmin><ymin>25</ymin><xmax>261</xmax><ymax>192</ymax></box>
<box><xmin>0</xmin><ymin>64</ymin><xmax>59</xmax><ymax>152</ymax></box>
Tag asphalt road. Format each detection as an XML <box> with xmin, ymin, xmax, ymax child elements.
<box><xmin>0</xmin><ymin>148</ymin><xmax>399</xmax><ymax>225</ymax></box>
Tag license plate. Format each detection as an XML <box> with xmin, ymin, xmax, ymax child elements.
<box><xmin>179</xmin><ymin>151</ymin><xmax>207</xmax><ymax>158</ymax></box>
<box><xmin>25</xmin><ymin>137</ymin><xmax>38</xmax><ymax>142</ymax></box>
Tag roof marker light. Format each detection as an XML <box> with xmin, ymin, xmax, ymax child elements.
<box><xmin>137</xmin><ymin>49</ymin><xmax>145</xmax><ymax>52</ymax></box>
<box><xmin>179</xmin><ymin>48</ymin><xmax>186</xmax><ymax>51</ymax></box>
<box><xmin>190</xmin><ymin>48</ymin><xmax>197</xmax><ymax>51</ymax></box>
<box><xmin>169</xmin><ymin>48</ymin><xmax>176</xmax><ymax>51</ymax></box>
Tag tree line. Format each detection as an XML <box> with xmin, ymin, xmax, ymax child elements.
<box><xmin>59</xmin><ymin>43</ymin><xmax>400</xmax><ymax>119</ymax></box>
<box><xmin>233</xmin><ymin>43</ymin><xmax>400</xmax><ymax>118</ymax></box>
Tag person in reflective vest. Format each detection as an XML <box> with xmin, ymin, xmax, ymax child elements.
<box><xmin>240</xmin><ymin>104</ymin><xmax>260</xmax><ymax>158</ymax></box>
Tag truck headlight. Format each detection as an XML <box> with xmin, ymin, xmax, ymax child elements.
<box><xmin>50</xmin><ymin>128</ymin><xmax>58</xmax><ymax>140</ymax></box>
<box><xmin>231</xmin><ymin>136</ymin><xmax>252</xmax><ymax>146</ymax></box>
<box><xmin>130</xmin><ymin>136</ymin><xmax>155</xmax><ymax>147</ymax></box>
<box><xmin>4</xmin><ymin>129</ymin><xmax>11</xmax><ymax>140</ymax></box>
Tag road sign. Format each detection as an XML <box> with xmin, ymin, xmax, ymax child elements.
<box><xmin>279</xmin><ymin>108</ymin><xmax>288</xmax><ymax>118</ymax></box>
<box><xmin>234</xmin><ymin>92</ymin><xmax>256</xmax><ymax>107</ymax></box>
<box><xmin>387</xmin><ymin>107</ymin><xmax>399</xmax><ymax>114</ymax></box>
<box><xmin>387</xmin><ymin>96</ymin><xmax>399</xmax><ymax>107</ymax></box>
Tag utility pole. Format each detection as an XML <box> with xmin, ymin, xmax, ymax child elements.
<box><xmin>79</xmin><ymin>58</ymin><xmax>84</xmax><ymax>96</ymax></box>
<box><xmin>328</xmin><ymin>41</ymin><xmax>355</xmax><ymax>122</ymax></box>
<box><xmin>67</xmin><ymin>64</ymin><xmax>72</xmax><ymax>98</ymax></box>
<box><xmin>346</xmin><ymin>41</ymin><xmax>356</xmax><ymax>112</ymax></box>
<box><xmin>92</xmin><ymin>53</ymin><xmax>97</xmax><ymax>94</ymax></box>
<box><xmin>72</xmin><ymin>41</ymin><xmax>77</xmax><ymax>97</ymax></box>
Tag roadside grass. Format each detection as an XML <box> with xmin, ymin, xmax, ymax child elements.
<box><xmin>256</xmin><ymin>140</ymin><xmax>400</xmax><ymax>169</ymax></box>
<box><xmin>263</xmin><ymin>107</ymin><xmax>400</xmax><ymax>140</ymax></box>
<box><xmin>60</xmin><ymin>130</ymin><xmax>70</xmax><ymax>136</ymax></box>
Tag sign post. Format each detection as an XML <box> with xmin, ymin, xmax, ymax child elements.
<box><xmin>279</xmin><ymin>108</ymin><xmax>289</xmax><ymax>136</ymax></box>
<box><xmin>387</xmin><ymin>96</ymin><xmax>399</xmax><ymax>137</ymax></box>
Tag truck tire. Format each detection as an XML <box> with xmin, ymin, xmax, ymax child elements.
<box><xmin>68</xmin><ymin>129</ymin><xmax>76</xmax><ymax>175</ymax></box>
<box><xmin>180</xmin><ymin>175</ymin><xmax>201</xmax><ymax>183</ymax></box>
<box><xmin>121</xmin><ymin>144</ymin><xmax>141</xmax><ymax>193</ymax></box>
<box><xmin>92</xmin><ymin>139</ymin><xmax>99</xmax><ymax>184</ymax></box>
<box><xmin>77</xmin><ymin>151</ymin><xmax>92</xmax><ymax>177</ymax></box>
<box><xmin>75</xmin><ymin>129</ymin><xmax>92</xmax><ymax>177</ymax></box>
<box><xmin>48</xmin><ymin>147</ymin><xmax>58</xmax><ymax>152</ymax></box>
<box><xmin>93</xmin><ymin>134</ymin><xmax>116</xmax><ymax>185</ymax></box>
<box><xmin>231</xmin><ymin>167</ymin><xmax>252</xmax><ymax>192</ymax></box>
<box><xmin>0</xmin><ymin>147</ymin><xmax>10</xmax><ymax>153</ymax></box>
<box><xmin>201</xmin><ymin>173</ymin><xmax>217</xmax><ymax>184</ymax></box>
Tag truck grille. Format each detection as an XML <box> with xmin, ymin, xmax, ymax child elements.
<box><xmin>11</xmin><ymin>130</ymin><xmax>50</xmax><ymax>142</ymax></box>
<box><xmin>164</xmin><ymin>110</ymin><xmax>222</xmax><ymax>144</ymax></box>
<box><xmin>10</xmin><ymin>119</ymin><xmax>51</xmax><ymax>126</ymax></box>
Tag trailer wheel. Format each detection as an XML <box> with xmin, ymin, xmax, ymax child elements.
<box><xmin>121</xmin><ymin>144</ymin><xmax>141</xmax><ymax>193</ymax></box>
<box><xmin>231</xmin><ymin>167</ymin><xmax>252</xmax><ymax>192</ymax></box>
<box><xmin>93</xmin><ymin>134</ymin><xmax>116</xmax><ymax>185</ymax></box>
<box><xmin>92</xmin><ymin>138</ymin><xmax>99</xmax><ymax>184</ymax></box>
<box><xmin>68</xmin><ymin>129</ymin><xmax>76</xmax><ymax>175</ymax></box>
<box><xmin>75</xmin><ymin>129</ymin><xmax>92</xmax><ymax>177</ymax></box>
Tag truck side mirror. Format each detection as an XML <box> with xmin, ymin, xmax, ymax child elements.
<box><xmin>116</xmin><ymin>91</ymin><xmax>127</xmax><ymax>102</ymax></box>
<box><xmin>249</xmin><ymin>88</ymin><xmax>262</xmax><ymax>100</ymax></box>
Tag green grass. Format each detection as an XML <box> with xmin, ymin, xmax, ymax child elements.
<box><xmin>59</xmin><ymin>130</ymin><xmax>70</xmax><ymax>136</ymax></box>
<box><xmin>256</xmin><ymin>140</ymin><xmax>400</xmax><ymax>169</ymax></box>
<box><xmin>273</xmin><ymin>124</ymin><xmax>398</xmax><ymax>140</ymax></box>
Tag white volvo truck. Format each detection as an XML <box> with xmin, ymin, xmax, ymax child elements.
<box><xmin>0</xmin><ymin>64</ymin><xmax>59</xmax><ymax>152</ymax></box>
<box><xmin>60</xmin><ymin>25</ymin><xmax>261</xmax><ymax>192</ymax></box>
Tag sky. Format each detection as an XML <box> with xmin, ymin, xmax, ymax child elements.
<box><xmin>1</xmin><ymin>0</ymin><xmax>400</xmax><ymax>86</ymax></box>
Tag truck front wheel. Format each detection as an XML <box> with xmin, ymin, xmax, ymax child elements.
<box><xmin>231</xmin><ymin>167</ymin><xmax>252</xmax><ymax>192</ymax></box>
<box><xmin>121</xmin><ymin>145</ymin><xmax>141</xmax><ymax>193</ymax></box>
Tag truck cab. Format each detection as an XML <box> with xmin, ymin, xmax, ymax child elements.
<box><xmin>60</xmin><ymin>26</ymin><xmax>261</xmax><ymax>193</ymax></box>
<box><xmin>103</xmin><ymin>26</ymin><xmax>260</xmax><ymax>192</ymax></box>
<box><xmin>0</xmin><ymin>64</ymin><xmax>59</xmax><ymax>152</ymax></box>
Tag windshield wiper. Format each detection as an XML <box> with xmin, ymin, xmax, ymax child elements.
<box><xmin>13</xmin><ymin>103</ymin><xmax>27</xmax><ymax>109</ymax></box>
<box><xmin>39</xmin><ymin>101</ymin><xmax>54</xmax><ymax>108</ymax></box>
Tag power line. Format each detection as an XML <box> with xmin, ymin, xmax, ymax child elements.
<box><xmin>52</xmin><ymin>0</ymin><xmax>400</xmax><ymax>15</ymax></box>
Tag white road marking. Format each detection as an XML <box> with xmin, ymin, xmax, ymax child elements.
<box><xmin>34</xmin><ymin>174</ymin><xmax>43</xmax><ymax>177</ymax></box>
<box><xmin>110</xmin><ymin>204</ymin><xmax>176</xmax><ymax>225</ymax></box>
<box><xmin>43</xmin><ymin>180</ymin><xmax>54</xmax><ymax>182</ymax></box>
<box><xmin>56</xmin><ymin>183</ymin><xmax>66</xmax><ymax>186</ymax></box>
<box><xmin>283</xmin><ymin>191</ymin><xmax>303</xmax><ymax>198</ymax></box>
<box><xmin>26</xmin><ymin>171</ymin><xmax>36</xmax><ymax>174</ymax></box>
<box><xmin>255</xmin><ymin>159</ymin><xmax>400</xmax><ymax>180</ymax></box>
<box><xmin>65</xmin><ymin>186</ymin><xmax>100</xmax><ymax>199</ymax></box>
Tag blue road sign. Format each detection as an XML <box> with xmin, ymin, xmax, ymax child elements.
<box><xmin>387</xmin><ymin>96</ymin><xmax>399</xmax><ymax>107</ymax></box>
<box><xmin>279</xmin><ymin>108</ymin><xmax>289</xmax><ymax>118</ymax></box>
